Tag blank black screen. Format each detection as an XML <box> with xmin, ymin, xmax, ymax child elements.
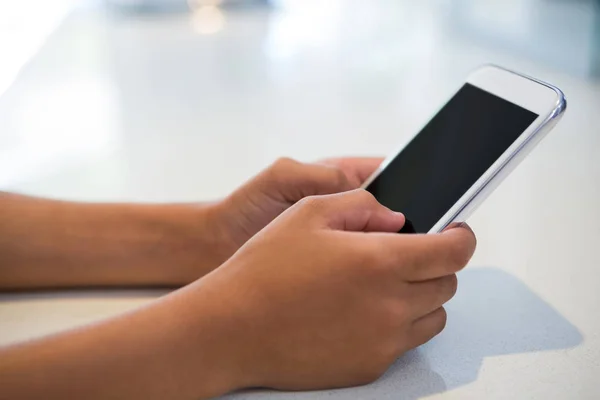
<box><xmin>366</xmin><ymin>83</ymin><xmax>538</xmax><ymax>233</ymax></box>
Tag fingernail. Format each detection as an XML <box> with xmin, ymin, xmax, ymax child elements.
<box><xmin>453</xmin><ymin>222</ymin><xmax>473</xmax><ymax>232</ymax></box>
<box><xmin>442</xmin><ymin>222</ymin><xmax>467</xmax><ymax>233</ymax></box>
<box><xmin>460</xmin><ymin>223</ymin><xmax>474</xmax><ymax>233</ymax></box>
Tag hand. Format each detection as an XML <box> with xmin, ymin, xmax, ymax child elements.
<box><xmin>0</xmin><ymin>157</ymin><xmax>383</xmax><ymax>289</ymax></box>
<box><xmin>211</xmin><ymin>157</ymin><xmax>383</xmax><ymax>262</ymax></box>
<box><xmin>196</xmin><ymin>189</ymin><xmax>477</xmax><ymax>392</ymax></box>
<box><xmin>0</xmin><ymin>189</ymin><xmax>476</xmax><ymax>400</ymax></box>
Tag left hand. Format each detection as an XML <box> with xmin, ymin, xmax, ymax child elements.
<box><xmin>210</xmin><ymin>157</ymin><xmax>383</xmax><ymax>261</ymax></box>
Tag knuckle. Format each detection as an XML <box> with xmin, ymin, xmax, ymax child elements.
<box><xmin>332</xmin><ymin>167</ymin><xmax>352</xmax><ymax>190</ymax></box>
<box><xmin>330</xmin><ymin>165</ymin><xmax>347</xmax><ymax>182</ymax></box>
<box><xmin>351</xmin><ymin>189</ymin><xmax>378</xmax><ymax>205</ymax></box>
<box><xmin>317</xmin><ymin>166</ymin><xmax>351</xmax><ymax>193</ymax></box>
<box><xmin>296</xmin><ymin>195</ymin><xmax>324</xmax><ymax>211</ymax></box>
<box><xmin>350</xmin><ymin>311</ymin><xmax>404</xmax><ymax>387</ymax></box>
<box><xmin>273</xmin><ymin>156</ymin><xmax>297</xmax><ymax>169</ymax></box>
<box><xmin>268</xmin><ymin>157</ymin><xmax>300</xmax><ymax>179</ymax></box>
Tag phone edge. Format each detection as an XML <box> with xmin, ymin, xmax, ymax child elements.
<box><xmin>360</xmin><ymin>65</ymin><xmax>567</xmax><ymax>234</ymax></box>
<box><xmin>430</xmin><ymin>67</ymin><xmax>567</xmax><ymax>233</ymax></box>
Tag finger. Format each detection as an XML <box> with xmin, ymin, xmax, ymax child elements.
<box><xmin>298</xmin><ymin>189</ymin><xmax>405</xmax><ymax>233</ymax></box>
<box><xmin>444</xmin><ymin>221</ymin><xmax>474</xmax><ymax>233</ymax></box>
<box><xmin>405</xmin><ymin>275</ymin><xmax>458</xmax><ymax>319</ymax></box>
<box><xmin>363</xmin><ymin>226</ymin><xmax>476</xmax><ymax>281</ymax></box>
<box><xmin>258</xmin><ymin>158</ymin><xmax>356</xmax><ymax>204</ymax></box>
<box><xmin>398</xmin><ymin>227</ymin><xmax>476</xmax><ymax>281</ymax></box>
<box><xmin>318</xmin><ymin>157</ymin><xmax>384</xmax><ymax>187</ymax></box>
<box><xmin>407</xmin><ymin>307</ymin><xmax>447</xmax><ymax>349</ymax></box>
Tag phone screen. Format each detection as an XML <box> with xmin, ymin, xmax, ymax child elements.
<box><xmin>365</xmin><ymin>83</ymin><xmax>539</xmax><ymax>233</ymax></box>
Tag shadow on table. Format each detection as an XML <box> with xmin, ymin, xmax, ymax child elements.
<box><xmin>222</xmin><ymin>267</ymin><xmax>583</xmax><ymax>400</ymax></box>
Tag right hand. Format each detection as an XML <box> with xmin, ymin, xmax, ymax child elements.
<box><xmin>199</xmin><ymin>189</ymin><xmax>477</xmax><ymax>392</ymax></box>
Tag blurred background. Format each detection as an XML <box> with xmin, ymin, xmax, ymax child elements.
<box><xmin>0</xmin><ymin>0</ymin><xmax>599</xmax><ymax>209</ymax></box>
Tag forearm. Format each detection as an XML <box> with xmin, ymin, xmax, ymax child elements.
<box><xmin>0</xmin><ymin>193</ymin><xmax>229</xmax><ymax>290</ymax></box>
<box><xmin>0</xmin><ymin>281</ymin><xmax>247</xmax><ymax>400</ymax></box>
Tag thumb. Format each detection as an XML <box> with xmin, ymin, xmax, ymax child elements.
<box><xmin>256</xmin><ymin>158</ymin><xmax>355</xmax><ymax>205</ymax></box>
<box><xmin>303</xmin><ymin>189</ymin><xmax>405</xmax><ymax>233</ymax></box>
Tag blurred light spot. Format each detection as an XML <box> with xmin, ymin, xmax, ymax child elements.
<box><xmin>188</xmin><ymin>0</ymin><xmax>224</xmax><ymax>10</ymax></box>
<box><xmin>190</xmin><ymin>6</ymin><xmax>226</xmax><ymax>35</ymax></box>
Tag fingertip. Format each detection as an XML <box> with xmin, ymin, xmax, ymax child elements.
<box><xmin>459</xmin><ymin>223</ymin><xmax>477</xmax><ymax>247</ymax></box>
<box><xmin>393</xmin><ymin>211</ymin><xmax>406</xmax><ymax>225</ymax></box>
<box><xmin>443</xmin><ymin>223</ymin><xmax>477</xmax><ymax>260</ymax></box>
<box><xmin>374</xmin><ymin>210</ymin><xmax>405</xmax><ymax>233</ymax></box>
<box><xmin>444</xmin><ymin>223</ymin><xmax>475</xmax><ymax>239</ymax></box>
<box><xmin>457</xmin><ymin>222</ymin><xmax>474</xmax><ymax>234</ymax></box>
<box><xmin>384</xmin><ymin>209</ymin><xmax>405</xmax><ymax>225</ymax></box>
<box><xmin>443</xmin><ymin>222</ymin><xmax>473</xmax><ymax>236</ymax></box>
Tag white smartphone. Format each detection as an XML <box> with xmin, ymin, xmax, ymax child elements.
<box><xmin>362</xmin><ymin>65</ymin><xmax>566</xmax><ymax>234</ymax></box>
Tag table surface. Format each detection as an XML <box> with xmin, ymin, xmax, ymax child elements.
<box><xmin>1</xmin><ymin>1</ymin><xmax>600</xmax><ymax>399</ymax></box>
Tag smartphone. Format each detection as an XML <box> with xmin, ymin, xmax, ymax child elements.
<box><xmin>362</xmin><ymin>65</ymin><xmax>566</xmax><ymax>234</ymax></box>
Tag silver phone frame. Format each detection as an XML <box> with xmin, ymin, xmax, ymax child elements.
<box><xmin>361</xmin><ymin>65</ymin><xmax>567</xmax><ymax>233</ymax></box>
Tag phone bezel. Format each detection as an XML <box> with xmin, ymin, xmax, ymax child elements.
<box><xmin>361</xmin><ymin>65</ymin><xmax>566</xmax><ymax>233</ymax></box>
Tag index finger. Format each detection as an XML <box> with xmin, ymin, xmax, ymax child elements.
<box><xmin>368</xmin><ymin>226</ymin><xmax>477</xmax><ymax>281</ymax></box>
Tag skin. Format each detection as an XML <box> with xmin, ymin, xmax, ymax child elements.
<box><xmin>0</xmin><ymin>157</ymin><xmax>379</xmax><ymax>290</ymax></box>
<box><xmin>0</xmin><ymin>158</ymin><xmax>477</xmax><ymax>400</ymax></box>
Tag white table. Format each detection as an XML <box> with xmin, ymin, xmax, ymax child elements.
<box><xmin>1</xmin><ymin>1</ymin><xmax>600</xmax><ymax>398</ymax></box>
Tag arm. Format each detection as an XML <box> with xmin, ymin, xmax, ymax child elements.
<box><xmin>0</xmin><ymin>284</ymin><xmax>236</xmax><ymax>400</ymax></box>
<box><xmin>0</xmin><ymin>157</ymin><xmax>382</xmax><ymax>290</ymax></box>
<box><xmin>0</xmin><ymin>192</ymin><xmax>227</xmax><ymax>289</ymax></box>
<box><xmin>0</xmin><ymin>190</ymin><xmax>476</xmax><ymax>400</ymax></box>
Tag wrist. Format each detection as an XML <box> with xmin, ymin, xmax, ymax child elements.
<box><xmin>157</xmin><ymin>202</ymin><xmax>235</xmax><ymax>284</ymax></box>
<box><xmin>202</xmin><ymin>199</ymin><xmax>243</xmax><ymax>264</ymax></box>
<box><xmin>162</xmin><ymin>279</ymin><xmax>256</xmax><ymax>397</ymax></box>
